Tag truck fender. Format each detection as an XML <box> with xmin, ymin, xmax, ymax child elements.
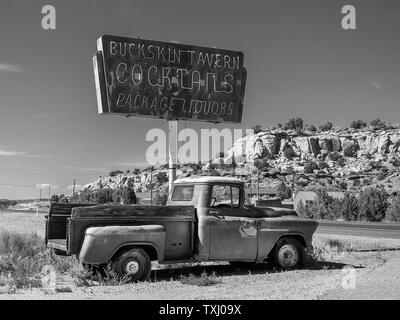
<box><xmin>78</xmin><ymin>225</ymin><xmax>166</xmax><ymax>265</ymax></box>
<box><xmin>257</xmin><ymin>230</ymin><xmax>307</xmax><ymax>262</ymax></box>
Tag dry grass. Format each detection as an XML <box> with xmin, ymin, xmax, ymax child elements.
<box><xmin>179</xmin><ymin>271</ymin><xmax>222</xmax><ymax>286</ymax></box>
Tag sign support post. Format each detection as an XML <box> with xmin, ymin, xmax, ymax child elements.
<box><xmin>168</xmin><ymin>120</ymin><xmax>178</xmax><ymax>194</ymax></box>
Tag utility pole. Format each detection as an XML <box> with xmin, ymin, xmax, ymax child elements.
<box><xmin>168</xmin><ymin>120</ymin><xmax>178</xmax><ymax>194</ymax></box>
<box><xmin>48</xmin><ymin>184</ymin><xmax>51</xmax><ymax>201</ymax></box>
<box><xmin>257</xmin><ymin>168</ymin><xmax>260</xmax><ymax>201</ymax></box>
<box><xmin>150</xmin><ymin>167</ymin><xmax>153</xmax><ymax>205</ymax></box>
<box><xmin>72</xmin><ymin>178</ymin><xmax>76</xmax><ymax>195</ymax></box>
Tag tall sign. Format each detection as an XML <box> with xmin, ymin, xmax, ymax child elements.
<box><xmin>93</xmin><ymin>35</ymin><xmax>246</xmax><ymax>123</ymax></box>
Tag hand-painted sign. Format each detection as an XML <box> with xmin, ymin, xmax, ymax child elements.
<box><xmin>93</xmin><ymin>35</ymin><xmax>246</xmax><ymax>123</ymax></box>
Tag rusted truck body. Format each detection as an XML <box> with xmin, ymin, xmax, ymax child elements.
<box><xmin>46</xmin><ymin>176</ymin><xmax>318</xmax><ymax>281</ymax></box>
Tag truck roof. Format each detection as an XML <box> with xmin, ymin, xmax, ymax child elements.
<box><xmin>173</xmin><ymin>176</ymin><xmax>244</xmax><ymax>184</ymax></box>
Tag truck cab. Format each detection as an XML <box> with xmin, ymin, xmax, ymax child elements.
<box><xmin>46</xmin><ymin>176</ymin><xmax>318</xmax><ymax>281</ymax></box>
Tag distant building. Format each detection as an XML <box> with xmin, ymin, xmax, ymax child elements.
<box><xmin>293</xmin><ymin>191</ymin><xmax>345</xmax><ymax>211</ymax></box>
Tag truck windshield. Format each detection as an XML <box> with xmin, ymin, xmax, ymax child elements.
<box><xmin>172</xmin><ymin>185</ymin><xmax>194</xmax><ymax>201</ymax></box>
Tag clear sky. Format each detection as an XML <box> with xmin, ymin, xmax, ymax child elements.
<box><xmin>0</xmin><ymin>0</ymin><xmax>399</xmax><ymax>199</ymax></box>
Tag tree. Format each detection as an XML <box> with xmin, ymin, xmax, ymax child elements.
<box><xmin>133</xmin><ymin>168</ymin><xmax>141</xmax><ymax>175</ymax></box>
<box><xmin>386</xmin><ymin>195</ymin><xmax>400</xmax><ymax>222</ymax></box>
<box><xmin>358</xmin><ymin>188</ymin><xmax>388</xmax><ymax>222</ymax></box>
<box><xmin>284</xmin><ymin>118</ymin><xmax>304</xmax><ymax>131</ymax></box>
<box><xmin>50</xmin><ymin>195</ymin><xmax>59</xmax><ymax>203</ymax></box>
<box><xmin>123</xmin><ymin>180</ymin><xmax>137</xmax><ymax>204</ymax></box>
<box><xmin>332</xmin><ymin>192</ymin><xmax>359</xmax><ymax>221</ymax></box>
<box><xmin>350</xmin><ymin>120</ymin><xmax>367</xmax><ymax>129</ymax></box>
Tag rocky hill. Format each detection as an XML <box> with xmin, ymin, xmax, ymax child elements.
<box><xmin>79</xmin><ymin>123</ymin><xmax>400</xmax><ymax>198</ymax></box>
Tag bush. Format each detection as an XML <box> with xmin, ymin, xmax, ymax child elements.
<box><xmin>109</xmin><ymin>170</ymin><xmax>124</xmax><ymax>177</ymax></box>
<box><xmin>252</xmin><ymin>125</ymin><xmax>263</xmax><ymax>134</ymax></box>
<box><xmin>299</xmin><ymin>190</ymin><xmax>335</xmax><ymax>219</ymax></box>
<box><xmin>154</xmin><ymin>192</ymin><xmax>168</xmax><ymax>205</ymax></box>
<box><xmin>277</xmin><ymin>182</ymin><xmax>292</xmax><ymax>200</ymax></box>
<box><xmin>358</xmin><ymin>188</ymin><xmax>388</xmax><ymax>222</ymax></box>
<box><xmin>308</xmin><ymin>125</ymin><xmax>317</xmax><ymax>132</ymax></box>
<box><xmin>350</xmin><ymin>120</ymin><xmax>367</xmax><ymax>129</ymax></box>
<box><xmin>0</xmin><ymin>231</ymin><xmax>77</xmax><ymax>290</ymax></box>
<box><xmin>283</xmin><ymin>147</ymin><xmax>296</xmax><ymax>159</ymax></box>
<box><xmin>332</xmin><ymin>192</ymin><xmax>359</xmax><ymax>221</ymax></box>
<box><xmin>386</xmin><ymin>195</ymin><xmax>400</xmax><ymax>222</ymax></box>
<box><xmin>255</xmin><ymin>157</ymin><xmax>270</xmax><ymax>172</ymax></box>
<box><xmin>318</xmin><ymin>161</ymin><xmax>329</xmax><ymax>170</ymax></box>
<box><xmin>370</xmin><ymin>118</ymin><xmax>385</xmax><ymax>128</ymax></box>
<box><xmin>304</xmin><ymin>161</ymin><xmax>318</xmax><ymax>174</ymax></box>
<box><xmin>343</xmin><ymin>145</ymin><xmax>357</xmax><ymax>157</ymax></box>
<box><xmin>319</xmin><ymin>122</ymin><xmax>333</xmax><ymax>132</ymax></box>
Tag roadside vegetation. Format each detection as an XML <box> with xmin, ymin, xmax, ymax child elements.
<box><xmin>296</xmin><ymin>187</ymin><xmax>399</xmax><ymax>222</ymax></box>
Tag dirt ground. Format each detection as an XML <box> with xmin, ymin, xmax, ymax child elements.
<box><xmin>1</xmin><ymin>209</ymin><xmax>400</xmax><ymax>300</ymax></box>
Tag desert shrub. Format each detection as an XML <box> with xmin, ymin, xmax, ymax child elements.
<box><xmin>331</xmin><ymin>192</ymin><xmax>359</xmax><ymax>221</ymax></box>
<box><xmin>318</xmin><ymin>161</ymin><xmax>329</xmax><ymax>170</ymax></box>
<box><xmin>343</xmin><ymin>145</ymin><xmax>357</xmax><ymax>157</ymax></box>
<box><xmin>277</xmin><ymin>182</ymin><xmax>292</xmax><ymax>200</ymax></box>
<box><xmin>308</xmin><ymin>125</ymin><xmax>317</xmax><ymax>132</ymax></box>
<box><xmin>255</xmin><ymin>157</ymin><xmax>270</xmax><ymax>172</ymax></box>
<box><xmin>252</xmin><ymin>125</ymin><xmax>263</xmax><ymax>134</ymax></box>
<box><xmin>385</xmin><ymin>195</ymin><xmax>400</xmax><ymax>222</ymax></box>
<box><xmin>377</xmin><ymin>172</ymin><xmax>387</xmax><ymax>181</ymax></box>
<box><xmin>297</xmin><ymin>189</ymin><xmax>337</xmax><ymax>220</ymax></box>
<box><xmin>370</xmin><ymin>118</ymin><xmax>385</xmax><ymax>128</ymax></box>
<box><xmin>304</xmin><ymin>161</ymin><xmax>318</xmax><ymax>174</ymax></box>
<box><xmin>336</xmin><ymin>157</ymin><xmax>346</xmax><ymax>167</ymax></box>
<box><xmin>283</xmin><ymin>147</ymin><xmax>296</xmax><ymax>159</ymax></box>
<box><xmin>283</xmin><ymin>117</ymin><xmax>303</xmax><ymax>131</ymax></box>
<box><xmin>179</xmin><ymin>271</ymin><xmax>221</xmax><ymax>286</ymax></box>
<box><xmin>154</xmin><ymin>192</ymin><xmax>168</xmax><ymax>205</ymax></box>
<box><xmin>319</xmin><ymin>122</ymin><xmax>333</xmax><ymax>132</ymax></box>
<box><xmin>0</xmin><ymin>231</ymin><xmax>76</xmax><ymax>290</ymax></box>
<box><xmin>109</xmin><ymin>170</ymin><xmax>123</xmax><ymax>177</ymax></box>
<box><xmin>350</xmin><ymin>120</ymin><xmax>367</xmax><ymax>129</ymax></box>
<box><xmin>358</xmin><ymin>188</ymin><xmax>388</xmax><ymax>222</ymax></box>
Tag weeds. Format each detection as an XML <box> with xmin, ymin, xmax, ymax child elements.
<box><xmin>71</xmin><ymin>265</ymin><xmax>130</xmax><ymax>287</ymax></box>
<box><xmin>179</xmin><ymin>271</ymin><xmax>222</xmax><ymax>286</ymax></box>
<box><xmin>0</xmin><ymin>230</ymin><xmax>78</xmax><ymax>291</ymax></box>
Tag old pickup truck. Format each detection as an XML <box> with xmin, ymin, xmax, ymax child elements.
<box><xmin>46</xmin><ymin>176</ymin><xmax>318</xmax><ymax>281</ymax></box>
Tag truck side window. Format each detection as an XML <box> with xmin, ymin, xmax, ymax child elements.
<box><xmin>211</xmin><ymin>185</ymin><xmax>240</xmax><ymax>208</ymax></box>
<box><xmin>172</xmin><ymin>185</ymin><xmax>194</xmax><ymax>201</ymax></box>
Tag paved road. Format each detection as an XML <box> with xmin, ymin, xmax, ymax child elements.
<box><xmin>316</xmin><ymin>220</ymin><xmax>400</xmax><ymax>239</ymax></box>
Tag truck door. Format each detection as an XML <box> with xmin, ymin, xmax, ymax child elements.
<box><xmin>208</xmin><ymin>184</ymin><xmax>258</xmax><ymax>261</ymax></box>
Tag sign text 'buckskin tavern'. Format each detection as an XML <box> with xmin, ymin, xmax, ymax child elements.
<box><xmin>93</xmin><ymin>35</ymin><xmax>246</xmax><ymax>123</ymax></box>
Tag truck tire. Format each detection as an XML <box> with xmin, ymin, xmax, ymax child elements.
<box><xmin>271</xmin><ymin>237</ymin><xmax>304</xmax><ymax>269</ymax></box>
<box><xmin>111</xmin><ymin>248</ymin><xmax>151</xmax><ymax>282</ymax></box>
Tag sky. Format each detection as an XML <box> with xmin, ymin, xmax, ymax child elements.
<box><xmin>0</xmin><ymin>0</ymin><xmax>399</xmax><ymax>199</ymax></box>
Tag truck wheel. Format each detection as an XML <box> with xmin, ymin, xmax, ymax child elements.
<box><xmin>111</xmin><ymin>248</ymin><xmax>151</xmax><ymax>282</ymax></box>
<box><xmin>271</xmin><ymin>237</ymin><xmax>304</xmax><ymax>269</ymax></box>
